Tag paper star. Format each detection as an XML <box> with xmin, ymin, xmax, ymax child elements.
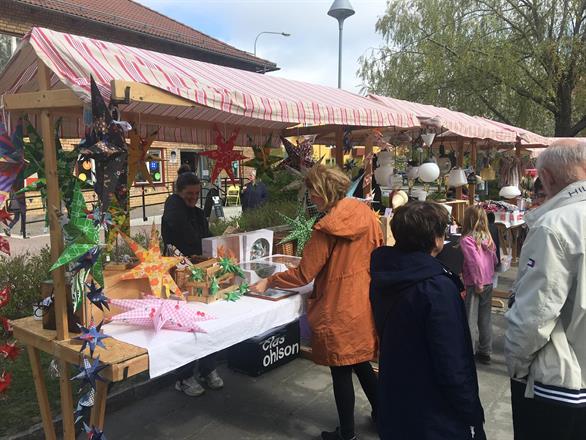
<box><xmin>243</xmin><ymin>134</ymin><xmax>281</xmax><ymax>181</ymax></box>
<box><xmin>71</xmin><ymin>357</ymin><xmax>107</xmax><ymax>391</ymax></box>
<box><xmin>74</xmin><ymin>389</ymin><xmax>95</xmax><ymax>423</ymax></box>
<box><xmin>119</xmin><ymin>224</ymin><xmax>182</xmax><ymax>298</ymax></box>
<box><xmin>0</xmin><ymin>342</ymin><xmax>20</xmax><ymax>361</ymax></box>
<box><xmin>0</xmin><ymin>285</ymin><xmax>10</xmax><ymax>309</ymax></box>
<box><xmin>0</xmin><ymin>317</ymin><xmax>12</xmax><ymax>333</ymax></box>
<box><xmin>85</xmin><ymin>281</ymin><xmax>109</xmax><ymax>312</ymax></box>
<box><xmin>75</xmin><ymin>321</ymin><xmax>110</xmax><ymax>357</ymax></box>
<box><xmin>279</xmin><ymin>136</ymin><xmax>315</xmax><ymax>171</ymax></box>
<box><xmin>127</xmin><ymin>128</ymin><xmax>159</xmax><ymax>188</ymax></box>
<box><xmin>278</xmin><ymin>212</ymin><xmax>318</xmax><ymax>256</ymax></box>
<box><xmin>0</xmin><ymin>237</ymin><xmax>10</xmax><ymax>256</ymax></box>
<box><xmin>83</xmin><ymin>423</ymin><xmax>107</xmax><ymax>440</ymax></box>
<box><xmin>199</xmin><ymin>125</ymin><xmax>246</xmax><ymax>184</ymax></box>
<box><xmin>0</xmin><ymin>207</ymin><xmax>13</xmax><ymax>226</ymax></box>
<box><xmin>0</xmin><ymin>370</ymin><xmax>12</xmax><ymax>394</ymax></box>
<box><xmin>109</xmin><ymin>297</ymin><xmax>213</xmax><ymax>333</ymax></box>
<box><xmin>218</xmin><ymin>257</ymin><xmax>245</xmax><ymax>278</ymax></box>
<box><xmin>0</xmin><ymin>120</ymin><xmax>25</xmax><ymax>199</ymax></box>
<box><xmin>343</xmin><ymin>128</ymin><xmax>353</xmax><ymax>153</ymax></box>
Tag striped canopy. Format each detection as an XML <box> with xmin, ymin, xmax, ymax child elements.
<box><xmin>0</xmin><ymin>27</ymin><xmax>419</xmax><ymax>146</ymax></box>
<box><xmin>368</xmin><ymin>94</ymin><xmax>549</xmax><ymax>146</ymax></box>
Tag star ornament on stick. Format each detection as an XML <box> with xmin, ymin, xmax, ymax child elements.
<box><xmin>119</xmin><ymin>224</ymin><xmax>182</xmax><ymax>298</ymax></box>
<box><xmin>199</xmin><ymin>125</ymin><xmax>246</xmax><ymax>184</ymax></box>
<box><xmin>109</xmin><ymin>297</ymin><xmax>214</xmax><ymax>333</ymax></box>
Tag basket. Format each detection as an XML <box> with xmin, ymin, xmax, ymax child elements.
<box><xmin>273</xmin><ymin>231</ymin><xmax>297</xmax><ymax>257</ymax></box>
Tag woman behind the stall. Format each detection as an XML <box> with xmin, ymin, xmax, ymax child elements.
<box><xmin>161</xmin><ymin>170</ymin><xmax>223</xmax><ymax>397</ymax></box>
<box><xmin>250</xmin><ymin>165</ymin><xmax>382</xmax><ymax>440</ymax></box>
<box><xmin>460</xmin><ymin>206</ymin><xmax>498</xmax><ymax>365</ymax></box>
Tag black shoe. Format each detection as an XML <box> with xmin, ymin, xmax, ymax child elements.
<box><xmin>475</xmin><ymin>353</ymin><xmax>491</xmax><ymax>365</ymax></box>
<box><xmin>321</xmin><ymin>427</ymin><xmax>357</xmax><ymax>440</ymax></box>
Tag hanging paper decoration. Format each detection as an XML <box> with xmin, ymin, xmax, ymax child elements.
<box><xmin>0</xmin><ymin>120</ymin><xmax>25</xmax><ymax>208</ymax></box>
<box><xmin>127</xmin><ymin>128</ymin><xmax>159</xmax><ymax>188</ymax></box>
<box><xmin>118</xmin><ymin>224</ymin><xmax>182</xmax><ymax>298</ymax></box>
<box><xmin>0</xmin><ymin>207</ymin><xmax>13</xmax><ymax>226</ymax></box>
<box><xmin>77</xmin><ymin>77</ymin><xmax>128</xmax><ymax>213</ymax></box>
<box><xmin>71</xmin><ymin>357</ymin><xmax>107</xmax><ymax>391</ymax></box>
<box><xmin>109</xmin><ymin>297</ymin><xmax>214</xmax><ymax>333</ymax></box>
<box><xmin>83</xmin><ymin>423</ymin><xmax>107</xmax><ymax>440</ymax></box>
<box><xmin>0</xmin><ymin>342</ymin><xmax>20</xmax><ymax>361</ymax></box>
<box><xmin>85</xmin><ymin>281</ymin><xmax>109</xmax><ymax>312</ymax></box>
<box><xmin>278</xmin><ymin>211</ymin><xmax>318</xmax><ymax>256</ymax></box>
<box><xmin>198</xmin><ymin>125</ymin><xmax>246</xmax><ymax>184</ymax></box>
<box><xmin>0</xmin><ymin>370</ymin><xmax>12</xmax><ymax>394</ymax></box>
<box><xmin>343</xmin><ymin>128</ymin><xmax>353</xmax><ymax>153</ymax></box>
<box><xmin>243</xmin><ymin>134</ymin><xmax>281</xmax><ymax>181</ymax></box>
<box><xmin>0</xmin><ymin>237</ymin><xmax>9</xmax><ymax>256</ymax></box>
<box><xmin>75</xmin><ymin>321</ymin><xmax>110</xmax><ymax>358</ymax></box>
<box><xmin>279</xmin><ymin>136</ymin><xmax>315</xmax><ymax>171</ymax></box>
<box><xmin>74</xmin><ymin>388</ymin><xmax>95</xmax><ymax>423</ymax></box>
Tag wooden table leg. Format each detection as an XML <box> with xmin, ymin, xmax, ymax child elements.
<box><xmin>57</xmin><ymin>359</ymin><xmax>76</xmax><ymax>440</ymax></box>
<box><xmin>26</xmin><ymin>346</ymin><xmax>57</xmax><ymax>440</ymax></box>
<box><xmin>90</xmin><ymin>379</ymin><xmax>108</xmax><ymax>429</ymax></box>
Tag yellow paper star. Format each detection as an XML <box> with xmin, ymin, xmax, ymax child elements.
<box><xmin>119</xmin><ymin>224</ymin><xmax>182</xmax><ymax>297</ymax></box>
<box><xmin>128</xmin><ymin>128</ymin><xmax>160</xmax><ymax>188</ymax></box>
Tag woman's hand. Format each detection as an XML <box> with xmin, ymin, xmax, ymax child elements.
<box><xmin>250</xmin><ymin>278</ymin><xmax>269</xmax><ymax>294</ymax></box>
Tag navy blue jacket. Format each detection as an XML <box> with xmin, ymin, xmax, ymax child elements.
<box><xmin>370</xmin><ymin>246</ymin><xmax>485</xmax><ymax>440</ymax></box>
<box><xmin>241</xmin><ymin>181</ymin><xmax>268</xmax><ymax>211</ymax></box>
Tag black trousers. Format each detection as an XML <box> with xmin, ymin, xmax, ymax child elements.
<box><xmin>176</xmin><ymin>354</ymin><xmax>217</xmax><ymax>381</ymax></box>
<box><xmin>511</xmin><ymin>379</ymin><xmax>586</xmax><ymax>440</ymax></box>
<box><xmin>330</xmin><ymin>362</ymin><xmax>378</xmax><ymax>439</ymax></box>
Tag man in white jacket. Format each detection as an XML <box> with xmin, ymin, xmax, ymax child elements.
<box><xmin>505</xmin><ymin>140</ymin><xmax>586</xmax><ymax>440</ymax></box>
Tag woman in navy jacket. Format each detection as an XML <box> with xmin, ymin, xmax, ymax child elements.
<box><xmin>370</xmin><ymin>201</ymin><xmax>485</xmax><ymax>439</ymax></box>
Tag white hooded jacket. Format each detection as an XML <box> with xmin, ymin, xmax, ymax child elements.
<box><xmin>505</xmin><ymin>180</ymin><xmax>586</xmax><ymax>406</ymax></box>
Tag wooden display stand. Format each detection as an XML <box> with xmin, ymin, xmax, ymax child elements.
<box><xmin>175</xmin><ymin>258</ymin><xmax>241</xmax><ymax>304</ymax></box>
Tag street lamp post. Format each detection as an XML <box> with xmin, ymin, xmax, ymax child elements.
<box><xmin>328</xmin><ymin>0</ymin><xmax>355</xmax><ymax>89</ymax></box>
<box><xmin>253</xmin><ymin>31</ymin><xmax>291</xmax><ymax>56</ymax></box>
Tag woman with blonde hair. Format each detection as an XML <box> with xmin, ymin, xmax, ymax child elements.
<box><xmin>460</xmin><ymin>206</ymin><xmax>498</xmax><ymax>365</ymax></box>
<box><xmin>251</xmin><ymin>164</ymin><xmax>383</xmax><ymax>440</ymax></box>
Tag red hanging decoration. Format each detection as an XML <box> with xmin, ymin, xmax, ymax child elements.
<box><xmin>199</xmin><ymin>126</ymin><xmax>247</xmax><ymax>184</ymax></box>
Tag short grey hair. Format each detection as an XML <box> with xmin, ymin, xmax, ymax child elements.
<box><xmin>536</xmin><ymin>140</ymin><xmax>586</xmax><ymax>186</ymax></box>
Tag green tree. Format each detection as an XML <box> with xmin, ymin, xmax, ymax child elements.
<box><xmin>0</xmin><ymin>34</ymin><xmax>13</xmax><ymax>72</ymax></box>
<box><xmin>359</xmin><ymin>0</ymin><xmax>586</xmax><ymax>137</ymax></box>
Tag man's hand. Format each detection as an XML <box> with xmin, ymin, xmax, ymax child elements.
<box><xmin>250</xmin><ymin>278</ymin><xmax>269</xmax><ymax>293</ymax></box>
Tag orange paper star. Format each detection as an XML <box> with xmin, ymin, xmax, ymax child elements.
<box><xmin>127</xmin><ymin>128</ymin><xmax>160</xmax><ymax>188</ymax></box>
<box><xmin>119</xmin><ymin>224</ymin><xmax>182</xmax><ymax>298</ymax></box>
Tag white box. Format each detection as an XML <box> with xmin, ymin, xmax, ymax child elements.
<box><xmin>241</xmin><ymin>229</ymin><xmax>274</xmax><ymax>262</ymax></box>
<box><xmin>202</xmin><ymin>229</ymin><xmax>274</xmax><ymax>263</ymax></box>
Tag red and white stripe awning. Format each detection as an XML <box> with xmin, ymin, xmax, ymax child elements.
<box><xmin>0</xmin><ymin>27</ymin><xmax>419</xmax><ymax>145</ymax></box>
<box><xmin>368</xmin><ymin>94</ymin><xmax>549</xmax><ymax>146</ymax></box>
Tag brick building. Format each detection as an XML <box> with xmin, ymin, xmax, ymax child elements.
<box><xmin>0</xmin><ymin>0</ymin><xmax>275</xmax><ymax>215</ymax></box>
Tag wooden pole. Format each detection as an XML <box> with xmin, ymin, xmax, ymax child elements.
<box><xmin>37</xmin><ymin>59</ymin><xmax>76</xmax><ymax>440</ymax></box>
<box><xmin>335</xmin><ymin>127</ymin><xmax>344</xmax><ymax>168</ymax></box>
<box><xmin>455</xmin><ymin>138</ymin><xmax>464</xmax><ymax>200</ymax></box>
<box><xmin>26</xmin><ymin>346</ymin><xmax>57</xmax><ymax>440</ymax></box>
<box><xmin>468</xmin><ymin>140</ymin><xmax>477</xmax><ymax>206</ymax></box>
<box><xmin>363</xmin><ymin>133</ymin><xmax>373</xmax><ymax>199</ymax></box>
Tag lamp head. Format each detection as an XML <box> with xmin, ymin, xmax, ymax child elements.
<box><xmin>328</xmin><ymin>0</ymin><xmax>355</xmax><ymax>22</ymax></box>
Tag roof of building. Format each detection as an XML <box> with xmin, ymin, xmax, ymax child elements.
<box><xmin>13</xmin><ymin>0</ymin><xmax>277</xmax><ymax>71</ymax></box>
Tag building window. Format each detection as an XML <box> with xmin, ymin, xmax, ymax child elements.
<box><xmin>135</xmin><ymin>149</ymin><xmax>164</xmax><ymax>185</ymax></box>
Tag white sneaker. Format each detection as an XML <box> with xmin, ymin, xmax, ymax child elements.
<box><xmin>203</xmin><ymin>370</ymin><xmax>224</xmax><ymax>390</ymax></box>
<box><xmin>175</xmin><ymin>376</ymin><xmax>205</xmax><ymax>397</ymax></box>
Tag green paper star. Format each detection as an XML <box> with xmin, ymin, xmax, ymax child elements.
<box><xmin>243</xmin><ymin>135</ymin><xmax>282</xmax><ymax>181</ymax></box>
<box><xmin>278</xmin><ymin>211</ymin><xmax>318</xmax><ymax>256</ymax></box>
<box><xmin>190</xmin><ymin>267</ymin><xmax>205</xmax><ymax>282</ymax></box>
<box><xmin>218</xmin><ymin>257</ymin><xmax>245</xmax><ymax>278</ymax></box>
<box><xmin>209</xmin><ymin>277</ymin><xmax>220</xmax><ymax>296</ymax></box>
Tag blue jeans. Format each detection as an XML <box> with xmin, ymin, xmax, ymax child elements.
<box><xmin>465</xmin><ymin>285</ymin><xmax>493</xmax><ymax>355</ymax></box>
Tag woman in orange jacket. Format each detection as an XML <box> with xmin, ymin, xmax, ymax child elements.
<box><xmin>251</xmin><ymin>165</ymin><xmax>383</xmax><ymax>440</ymax></box>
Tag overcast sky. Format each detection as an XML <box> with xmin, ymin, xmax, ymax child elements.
<box><xmin>137</xmin><ymin>0</ymin><xmax>389</xmax><ymax>93</ymax></box>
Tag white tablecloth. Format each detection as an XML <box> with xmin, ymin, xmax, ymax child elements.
<box><xmin>104</xmin><ymin>288</ymin><xmax>311</xmax><ymax>378</ymax></box>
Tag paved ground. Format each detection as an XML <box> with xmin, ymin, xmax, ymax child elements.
<box><xmin>92</xmin><ymin>311</ymin><xmax>512</xmax><ymax>440</ymax></box>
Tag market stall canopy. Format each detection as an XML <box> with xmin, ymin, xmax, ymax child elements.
<box><xmin>368</xmin><ymin>94</ymin><xmax>549</xmax><ymax>147</ymax></box>
<box><xmin>0</xmin><ymin>27</ymin><xmax>419</xmax><ymax>146</ymax></box>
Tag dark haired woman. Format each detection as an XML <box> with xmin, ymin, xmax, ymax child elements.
<box><xmin>161</xmin><ymin>171</ymin><xmax>222</xmax><ymax>396</ymax></box>
<box><xmin>370</xmin><ymin>201</ymin><xmax>485</xmax><ymax>439</ymax></box>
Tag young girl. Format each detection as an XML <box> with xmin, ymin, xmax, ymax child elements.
<box><xmin>460</xmin><ymin>206</ymin><xmax>498</xmax><ymax>365</ymax></box>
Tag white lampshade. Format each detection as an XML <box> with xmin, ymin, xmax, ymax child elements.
<box><xmin>374</xmin><ymin>165</ymin><xmax>393</xmax><ymax>186</ymax></box>
<box><xmin>421</xmin><ymin>133</ymin><xmax>436</xmax><ymax>147</ymax></box>
<box><xmin>437</xmin><ymin>156</ymin><xmax>452</xmax><ymax>176</ymax></box>
<box><xmin>448</xmin><ymin>168</ymin><xmax>467</xmax><ymax>187</ymax></box>
<box><xmin>406</xmin><ymin>165</ymin><xmax>419</xmax><ymax>180</ymax></box>
<box><xmin>377</xmin><ymin>150</ymin><xmax>393</xmax><ymax>165</ymax></box>
<box><xmin>499</xmin><ymin>185</ymin><xmax>521</xmax><ymax>199</ymax></box>
<box><xmin>419</xmin><ymin>161</ymin><xmax>440</xmax><ymax>182</ymax></box>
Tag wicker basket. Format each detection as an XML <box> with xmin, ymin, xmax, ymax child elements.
<box><xmin>273</xmin><ymin>231</ymin><xmax>298</xmax><ymax>256</ymax></box>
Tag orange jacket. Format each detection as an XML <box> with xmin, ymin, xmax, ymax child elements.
<box><xmin>268</xmin><ymin>198</ymin><xmax>383</xmax><ymax>366</ymax></box>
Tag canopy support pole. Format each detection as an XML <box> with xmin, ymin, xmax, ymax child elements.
<box><xmin>37</xmin><ymin>59</ymin><xmax>76</xmax><ymax>440</ymax></box>
<box><xmin>335</xmin><ymin>127</ymin><xmax>344</xmax><ymax>168</ymax></box>
<box><xmin>468</xmin><ymin>140</ymin><xmax>477</xmax><ymax>206</ymax></box>
<box><xmin>363</xmin><ymin>133</ymin><xmax>373</xmax><ymax>199</ymax></box>
<box><xmin>455</xmin><ymin>138</ymin><xmax>464</xmax><ymax>200</ymax></box>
